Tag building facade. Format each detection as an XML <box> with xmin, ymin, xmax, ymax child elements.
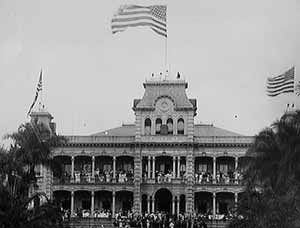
<box><xmin>32</xmin><ymin>78</ymin><xmax>253</xmax><ymax>219</ymax></box>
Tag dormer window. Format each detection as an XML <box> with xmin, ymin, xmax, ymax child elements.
<box><xmin>155</xmin><ymin>118</ymin><xmax>162</xmax><ymax>135</ymax></box>
<box><xmin>167</xmin><ymin>118</ymin><xmax>173</xmax><ymax>135</ymax></box>
<box><xmin>144</xmin><ymin>118</ymin><xmax>151</xmax><ymax>135</ymax></box>
<box><xmin>177</xmin><ymin>118</ymin><xmax>184</xmax><ymax>135</ymax></box>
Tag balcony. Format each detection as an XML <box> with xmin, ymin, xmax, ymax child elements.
<box><xmin>65</xmin><ymin>135</ymin><xmax>135</xmax><ymax>144</ymax></box>
<box><xmin>194</xmin><ymin>136</ymin><xmax>253</xmax><ymax>144</ymax></box>
<box><xmin>140</xmin><ymin>135</ymin><xmax>188</xmax><ymax>143</ymax></box>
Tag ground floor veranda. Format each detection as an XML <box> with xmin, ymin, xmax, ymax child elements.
<box><xmin>54</xmin><ymin>189</ymin><xmax>241</xmax><ymax>219</ymax></box>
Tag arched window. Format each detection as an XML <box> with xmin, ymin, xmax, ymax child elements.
<box><xmin>167</xmin><ymin>118</ymin><xmax>173</xmax><ymax>135</ymax></box>
<box><xmin>144</xmin><ymin>118</ymin><xmax>151</xmax><ymax>135</ymax></box>
<box><xmin>155</xmin><ymin>118</ymin><xmax>162</xmax><ymax>135</ymax></box>
<box><xmin>177</xmin><ymin>118</ymin><xmax>184</xmax><ymax>135</ymax></box>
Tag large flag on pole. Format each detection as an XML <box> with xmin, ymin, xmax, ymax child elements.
<box><xmin>111</xmin><ymin>5</ymin><xmax>167</xmax><ymax>37</ymax></box>
<box><xmin>27</xmin><ymin>70</ymin><xmax>43</xmax><ymax>116</ymax></box>
<box><xmin>266</xmin><ymin>66</ymin><xmax>295</xmax><ymax>97</ymax></box>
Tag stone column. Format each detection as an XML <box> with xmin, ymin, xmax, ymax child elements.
<box><xmin>152</xmin><ymin>196</ymin><xmax>155</xmax><ymax>213</ymax></box>
<box><xmin>213</xmin><ymin>157</ymin><xmax>216</xmax><ymax>184</ymax></box>
<box><xmin>235</xmin><ymin>157</ymin><xmax>238</xmax><ymax>170</ymax></box>
<box><xmin>173</xmin><ymin>156</ymin><xmax>176</xmax><ymax>178</ymax></box>
<box><xmin>112</xmin><ymin>191</ymin><xmax>116</xmax><ymax>218</ymax></box>
<box><xmin>152</xmin><ymin>157</ymin><xmax>155</xmax><ymax>179</ymax></box>
<box><xmin>148</xmin><ymin>156</ymin><xmax>151</xmax><ymax>179</ymax></box>
<box><xmin>71</xmin><ymin>156</ymin><xmax>75</xmax><ymax>182</ymax></box>
<box><xmin>177</xmin><ymin>196</ymin><xmax>180</xmax><ymax>215</ymax></box>
<box><xmin>235</xmin><ymin>157</ymin><xmax>239</xmax><ymax>184</ymax></box>
<box><xmin>213</xmin><ymin>192</ymin><xmax>216</xmax><ymax>219</ymax></box>
<box><xmin>234</xmin><ymin>192</ymin><xmax>238</xmax><ymax>204</ymax></box>
<box><xmin>113</xmin><ymin>156</ymin><xmax>116</xmax><ymax>181</ymax></box>
<box><xmin>92</xmin><ymin>156</ymin><xmax>95</xmax><ymax>183</ymax></box>
<box><xmin>147</xmin><ymin>195</ymin><xmax>150</xmax><ymax>213</ymax></box>
<box><xmin>71</xmin><ymin>191</ymin><xmax>74</xmax><ymax>216</ymax></box>
<box><xmin>177</xmin><ymin>156</ymin><xmax>180</xmax><ymax>178</ymax></box>
<box><xmin>172</xmin><ymin>196</ymin><xmax>176</xmax><ymax>215</ymax></box>
<box><xmin>91</xmin><ymin>191</ymin><xmax>95</xmax><ymax>217</ymax></box>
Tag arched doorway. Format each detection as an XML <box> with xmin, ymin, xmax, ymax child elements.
<box><xmin>155</xmin><ymin>188</ymin><xmax>172</xmax><ymax>214</ymax></box>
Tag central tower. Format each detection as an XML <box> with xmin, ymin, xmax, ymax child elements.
<box><xmin>133</xmin><ymin>79</ymin><xmax>197</xmax><ymax>142</ymax></box>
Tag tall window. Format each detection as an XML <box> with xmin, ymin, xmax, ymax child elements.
<box><xmin>177</xmin><ymin>118</ymin><xmax>184</xmax><ymax>135</ymax></box>
<box><xmin>155</xmin><ymin>118</ymin><xmax>162</xmax><ymax>135</ymax></box>
<box><xmin>144</xmin><ymin>118</ymin><xmax>151</xmax><ymax>135</ymax></box>
<box><xmin>167</xmin><ymin>118</ymin><xmax>173</xmax><ymax>135</ymax></box>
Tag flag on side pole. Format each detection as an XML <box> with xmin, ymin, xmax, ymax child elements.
<box><xmin>266</xmin><ymin>66</ymin><xmax>295</xmax><ymax>97</ymax></box>
<box><xmin>27</xmin><ymin>70</ymin><xmax>43</xmax><ymax>116</ymax></box>
<box><xmin>111</xmin><ymin>5</ymin><xmax>167</xmax><ymax>37</ymax></box>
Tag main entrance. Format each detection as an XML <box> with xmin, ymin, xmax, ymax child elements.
<box><xmin>155</xmin><ymin>188</ymin><xmax>172</xmax><ymax>214</ymax></box>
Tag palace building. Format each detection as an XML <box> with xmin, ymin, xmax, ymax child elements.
<box><xmin>31</xmin><ymin>77</ymin><xmax>253</xmax><ymax>221</ymax></box>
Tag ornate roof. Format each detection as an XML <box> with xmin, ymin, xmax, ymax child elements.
<box><xmin>133</xmin><ymin>79</ymin><xmax>196</xmax><ymax>113</ymax></box>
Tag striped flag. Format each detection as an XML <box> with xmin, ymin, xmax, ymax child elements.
<box><xmin>111</xmin><ymin>5</ymin><xmax>167</xmax><ymax>37</ymax></box>
<box><xmin>27</xmin><ymin>70</ymin><xmax>43</xmax><ymax>116</ymax></box>
<box><xmin>266</xmin><ymin>67</ymin><xmax>295</xmax><ymax>97</ymax></box>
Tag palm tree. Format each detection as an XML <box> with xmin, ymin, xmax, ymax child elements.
<box><xmin>0</xmin><ymin>122</ymin><xmax>67</xmax><ymax>228</ymax></box>
<box><xmin>5</xmin><ymin>122</ymin><xmax>66</xmax><ymax>185</ymax></box>
<box><xmin>229</xmin><ymin>110</ymin><xmax>300</xmax><ymax>228</ymax></box>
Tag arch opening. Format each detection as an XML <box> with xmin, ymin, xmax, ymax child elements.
<box><xmin>155</xmin><ymin>188</ymin><xmax>172</xmax><ymax>214</ymax></box>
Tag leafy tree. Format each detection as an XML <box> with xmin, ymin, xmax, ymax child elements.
<box><xmin>228</xmin><ymin>111</ymin><xmax>300</xmax><ymax>228</ymax></box>
<box><xmin>0</xmin><ymin>122</ymin><xmax>67</xmax><ymax>228</ymax></box>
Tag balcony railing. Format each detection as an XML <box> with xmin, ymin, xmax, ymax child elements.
<box><xmin>65</xmin><ymin>135</ymin><xmax>135</xmax><ymax>144</ymax></box>
<box><xmin>194</xmin><ymin>136</ymin><xmax>253</xmax><ymax>144</ymax></box>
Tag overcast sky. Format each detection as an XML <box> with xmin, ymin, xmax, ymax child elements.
<box><xmin>1</xmin><ymin>0</ymin><xmax>300</xmax><ymax>145</ymax></box>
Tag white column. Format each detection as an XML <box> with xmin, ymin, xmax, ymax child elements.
<box><xmin>71</xmin><ymin>156</ymin><xmax>75</xmax><ymax>182</ymax></box>
<box><xmin>172</xmin><ymin>196</ymin><xmax>175</xmax><ymax>215</ymax></box>
<box><xmin>177</xmin><ymin>196</ymin><xmax>180</xmax><ymax>215</ymax></box>
<box><xmin>91</xmin><ymin>191</ymin><xmax>95</xmax><ymax>217</ymax></box>
<box><xmin>147</xmin><ymin>156</ymin><xmax>151</xmax><ymax>179</ymax></box>
<box><xmin>213</xmin><ymin>192</ymin><xmax>216</xmax><ymax>219</ymax></box>
<box><xmin>213</xmin><ymin>157</ymin><xmax>216</xmax><ymax>184</ymax></box>
<box><xmin>234</xmin><ymin>192</ymin><xmax>238</xmax><ymax>204</ymax></box>
<box><xmin>147</xmin><ymin>195</ymin><xmax>150</xmax><ymax>213</ymax></box>
<box><xmin>112</xmin><ymin>191</ymin><xmax>116</xmax><ymax>218</ymax></box>
<box><xmin>235</xmin><ymin>157</ymin><xmax>238</xmax><ymax>170</ymax></box>
<box><xmin>177</xmin><ymin>156</ymin><xmax>180</xmax><ymax>178</ymax></box>
<box><xmin>235</xmin><ymin>157</ymin><xmax>239</xmax><ymax>184</ymax></box>
<box><xmin>71</xmin><ymin>191</ymin><xmax>74</xmax><ymax>216</ymax></box>
<box><xmin>152</xmin><ymin>157</ymin><xmax>155</xmax><ymax>179</ymax></box>
<box><xmin>92</xmin><ymin>156</ymin><xmax>95</xmax><ymax>182</ymax></box>
<box><xmin>113</xmin><ymin>156</ymin><xmax>116</xmax><ymax>180</ymax></box>
<box><xmin>152</xmin><ymin>196</ymin><xmax>155</xmax><ymax>213</ymax></box>
<box><xmin>173</xmin><ymin>157</ymin><xmax>176</xmax><ymax>178</ymax></box>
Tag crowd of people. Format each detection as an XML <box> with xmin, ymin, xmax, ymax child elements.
<box><xmin>113</xmin><ymin>212</ymin><xmax>236</xmax><ymax>228</ymax></box>
<box><xmin>194</xmin><ymin>170</ymin><xmax>243</xmax><ymax>184</ymax></box>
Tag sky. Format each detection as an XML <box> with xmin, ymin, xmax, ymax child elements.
<box><xmin>1</xmin><ymin>0</ymin><xmax>300</xmax><ymax>146</ymax></box>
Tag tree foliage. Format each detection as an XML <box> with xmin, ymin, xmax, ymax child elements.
<box><xmin>0</xmin><ymin>122</ymin><xmax>66</xmax><ymax>228</ymax></box>
<box><xmin>228</xmin><ymin>111</ymin><xmax>300</xmax><ymax>228</ymax></box>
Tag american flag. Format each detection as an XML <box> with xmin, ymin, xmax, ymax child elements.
<box><xmin>27</xmin><ymin>70</ymin><xmax>43</xmax><ymax>116</ymax></box>
<box><xmin>111</xmin><ymin>5</ymin><xmax>167</xmax><ymax>37</ymax></box>
<box><xmin>266</xmin><ymin>67</ymin><xmax>295</xmax><ymax>97</ymax></box>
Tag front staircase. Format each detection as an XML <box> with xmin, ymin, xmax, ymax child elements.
<box><xmin>62</xmin><ymin>218</ymin><xmax>114</xmax><ymax>228</ymax></box>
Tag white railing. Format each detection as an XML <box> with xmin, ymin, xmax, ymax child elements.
<box><xmin>194</xmin><ymin>136</ymin><xmax>253</xmax><ymax>144</ymax></box>
<box><xmin>65</xmin><ymin>136</ymin><xmax>135</xmax><ymax>144</ymax></box>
